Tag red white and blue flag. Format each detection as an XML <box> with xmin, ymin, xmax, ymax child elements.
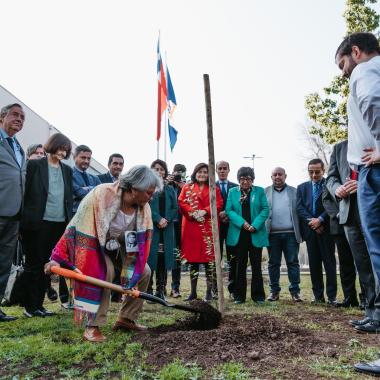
<box><xmin>166</xmin><ymin>65</ymin><xmax>178</xmax><ymax>151</ymax></box>
<box><xmin>157</xmin><ymin>38</ymin><xmax>167</xmax><ymax>141</ymax></box>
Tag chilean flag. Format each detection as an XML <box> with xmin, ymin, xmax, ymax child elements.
<box><xmin>157</xmin><ymin>38</ymin><xmax>167</xmax><ymax>141</ymax></box>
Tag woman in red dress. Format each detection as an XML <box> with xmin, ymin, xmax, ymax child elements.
<box><xmin>178</xmin><ymin>163</ymin><xmax>223</xmax><ymax>301</ymax></box>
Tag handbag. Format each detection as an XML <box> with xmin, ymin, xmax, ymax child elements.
<box><xmin>1</xmin><ymin>240</ymin><xmax>26</xmax><ymax>307</ymax></box>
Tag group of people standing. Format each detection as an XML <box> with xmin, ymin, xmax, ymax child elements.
<box><xmin>0</xmin><ymin>30</ymin><xmax>380</xmax><ymax>376</ymax></box>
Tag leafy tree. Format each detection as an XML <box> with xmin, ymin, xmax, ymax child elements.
<box><xmin>304</xmin><ymin>0</ymin><xmax>380</xmax><ymax>145</ymax></box>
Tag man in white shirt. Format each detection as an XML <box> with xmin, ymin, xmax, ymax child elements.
<box><xmin>336</xmin><ymin>31</ymin><xmax>380</xmax><ymax>376</ymax></box>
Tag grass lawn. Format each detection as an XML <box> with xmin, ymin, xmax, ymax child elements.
<box><xmin>0</xmin><ymin>272</ymin><xmax>378</xmax><ymax>379</ymax></box>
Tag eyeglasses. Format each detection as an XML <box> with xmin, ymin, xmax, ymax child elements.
<box><xmin>308</xmin><ymin>170</ymin><xmax>322</xmax><ymax>175</ymax></box>
<box><xmin>239</xmin><ymin>177</ymin><xmax>253</xmax><ymax>182</ymax></box>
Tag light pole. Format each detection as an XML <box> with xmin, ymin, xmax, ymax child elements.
<box><xmin>243</xmin><ymin>154</ymin><xmax>263</xmax><ymax>169</ymax></box>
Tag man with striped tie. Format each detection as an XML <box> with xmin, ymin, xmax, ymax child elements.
<box><xmin>296</xmin><ymin>158</ymin><xmax>337</xmax><ymax>305</ymax></box>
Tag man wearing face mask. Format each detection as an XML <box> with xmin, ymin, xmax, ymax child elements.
<box><xmin>335</xmin><ymin>31</ymin><xmax>380</xmax><ymax>376</ymax></box>
<box><xmin>296</xmin><ymin>159</ymin><xmax>337</xmax><ymax>305</ymax></box>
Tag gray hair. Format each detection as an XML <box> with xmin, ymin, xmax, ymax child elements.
<box><xmin>0</xmin><ymin>103</ymin><xmax>23</xmax><ymax>118</ymax></box>
<box><xmin>119</xmin><ymin>165</ymin><xmax>163</xmax><ymax>192</ymax></box>
<box><xmin>27</xmin><ymin>144</ymin><xmax>44</xmax><ymax>158</ymax></box>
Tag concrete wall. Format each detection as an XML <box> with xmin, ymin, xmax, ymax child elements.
<box><xmin>0</xmin><ymin>85</ymin><xmax>107</xmax><ymax>175</ymax></box>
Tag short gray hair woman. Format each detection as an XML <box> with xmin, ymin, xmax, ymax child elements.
<box><xmin>119</xmin><ymin>165</ymin><xmax>163</xmax><ymax>193</ymax></box>
<box><xmin>46</xmin><ymin>165</ymin><xmax>162</xmax><ymax>342</ymax></box>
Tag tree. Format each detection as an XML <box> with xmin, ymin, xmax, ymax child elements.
<box><xmin>304</xmin><ymin>0</ymin><xmax>380</xmax><ymax>145</ymax></box>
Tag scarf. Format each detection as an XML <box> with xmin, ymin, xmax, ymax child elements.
<box><xmin>51</xmin><ymin>182</ymin><xmax>152</xmax><ymax>320</ymax></box>
<box><xmin>239</xmin><ymin>186</ymin><xmax>252</xmax><ymax>204</ymax></box>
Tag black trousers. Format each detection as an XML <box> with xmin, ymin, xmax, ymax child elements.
<box><xmin>148</xmin><ymin>251</ymin><xmax>167</xmax><ymax>295</ymax></box>
<box><xmin>230</xmin><ymin>233</ymin><xmax>265</xmax><ymax>302</ymax></box>
<box><xmin>0</xmin><ymin>218</ymin><xmax>19</xmax><ymax>299</ymax></box>
<box><xmin>305</xmin><ymin>231</ymin><xmax>337</xmax><ymax>301</ymax></box>
<box><xmin>219</xmin><ymin>222</ymin><xmax>234</xmax><ymax>288</ymax></box>
<box><xmin>333</xmin><ymin>234</ymin><xmax>357</xmax><ymax>302</ymax></box>
<box><xmin>23</xmin><ymin>221</ymin><xmax>66</xmax><ymax>311</ymax></box>
<box><xmin>344</xmin><ymin>196</ymin><xmax>380</xmax><ymax>321</ymax></box>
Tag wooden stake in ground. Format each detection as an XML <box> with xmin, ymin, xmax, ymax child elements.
<box><xmin>203</xmin><ymin>74</ymin><xmax>225</xmax><ymax>316</ymax></box>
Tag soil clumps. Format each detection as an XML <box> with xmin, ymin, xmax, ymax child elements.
<box><xmin>135</xmin><ymin>307</ymin><xmax>379</xmax><ymax>379</ymax></box>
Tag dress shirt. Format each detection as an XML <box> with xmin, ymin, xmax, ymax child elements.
<box><xmin>347</xmin><ymin>55</ymin><xmax>380</xmax><ymax>166</ymax></box>
<box><xmin>0</xmin><ymin>128</ymin><xmax>23</xmax><ymax>167</ymax></box>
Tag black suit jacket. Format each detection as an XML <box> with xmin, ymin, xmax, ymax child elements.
<box><xmin>296</xmin><ymin>178</ymin><xmax>329</xmax><ymax>241</ymax></box>
<box><xmin>21</xmin><ymin>157</ymin><xmax>73</xmax><ymax>229</ymax></box>
<box><xmin>325</xmin><ymin>140</ymin><xmax>351</xmax><ymax>225</ymax></box>
<box><xmin>216</xmin><ymin>180</ymin><xmax>238</xmax><ymax>240</ymax></box>
<box><xmin>98</xmin><ymin>172</ymin><xmax>114</xmax><ymax>184</ymax></box>
<box><xmin>216</xmin><ymin>180</ymin><xmax>238</xmax><ymax>210</ymax></box>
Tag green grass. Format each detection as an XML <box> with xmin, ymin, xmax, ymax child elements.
<box><xmin>0</xmin><ymin>273</ymin><xmax>377</xmax><ymax>379</ymax></box>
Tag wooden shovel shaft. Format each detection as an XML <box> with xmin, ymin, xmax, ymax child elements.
<box><xmin>51</xmin><ymin>266</ymin><xmax>141</xmax><ymax>298</ymax></box>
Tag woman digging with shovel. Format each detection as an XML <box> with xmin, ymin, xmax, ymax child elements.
<box><xmin>44</xmin><ymin>165</ymin><xmax>162</xmax><ymax>342</ymax></box>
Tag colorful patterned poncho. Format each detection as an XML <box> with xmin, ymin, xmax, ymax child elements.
<box><xmin>51</xmin><ymin>182</ymin><xmax>152</xmax><ymax>319</ymax></box>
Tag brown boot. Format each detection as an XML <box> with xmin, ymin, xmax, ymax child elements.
<box><xmin>112</xmin><ymin>319</ymin><xmax>148</xmax><ymax>332</ymax></box>
<box><xmin>83</xmin><ymin>326</ymin><xmax>106</xmax><ymax>342</ymax></box>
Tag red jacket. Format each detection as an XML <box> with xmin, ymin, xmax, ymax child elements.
<box><xmin>178</xmin><ymin>183</ymin><xmax>223</xmax><ymax>263</ymax></box>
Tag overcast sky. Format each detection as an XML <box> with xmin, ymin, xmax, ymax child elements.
<box><xmin>2</xmin><ymin>0</ymin><xmax>377</xmax><ymax>186</ymax></box>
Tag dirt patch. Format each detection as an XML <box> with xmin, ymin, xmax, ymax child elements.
<box><xmin>134</xmin><ymin>306</ymin><xmax>379</xmax><ymax>379</ymax></box>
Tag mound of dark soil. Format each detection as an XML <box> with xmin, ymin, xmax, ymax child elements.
<box><xmin>134</xmin><ymin>308</ymin><xmax>379</xmax><ymax>379</ymax></box>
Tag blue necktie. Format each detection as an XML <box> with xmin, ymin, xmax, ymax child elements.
<box><xmin>312</xmin><ymin>182</ymin><xmax>320</xmax><ymax>217</ymax></box>
<box><xmin>221</xmin><ymin>182</ymin><xmax>227</xmax><ymax>199</ymax></box>
<box><xmin>6</xmin><ymin>137</ymin><xmax>15</xmax><ymax>153</ymax></box>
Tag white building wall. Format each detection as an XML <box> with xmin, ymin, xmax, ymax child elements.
<box><xmin>0</xmin><ymin>85</ymin><xmax>107</xmax><ymax>175</ymax></box>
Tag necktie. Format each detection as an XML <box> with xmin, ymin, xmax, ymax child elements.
<box><xmin>6</xmin><ymin>137</ymin><xmax>15</xmax><ymax>153</ymax></box>
<box><xmin>221</xmin><ymin>182</ymin><xmax>227</xmax><ymax>199</ymax></box>
<box><xmin>312</xmin><ymin>182</ymin><xmax>320</xmax><ymax>217</ymax></box>
<box><xmin>81</xmin><ymin>171</ymin><xmax>90</xmax><ymax>186</ymax></box>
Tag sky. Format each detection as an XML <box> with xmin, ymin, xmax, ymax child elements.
<box><xmin>1</xmin><ymin>0</ymin><xmax>377</xmax><ymax>187</ymax></box>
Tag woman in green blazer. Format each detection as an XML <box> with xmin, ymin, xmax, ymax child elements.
<box><xmin>148</xmin><ymin>159</ymin><xmax>178</xmax><ymax>300</ymax></box>
<box><xmin>226</xmin><ymin>167</ymin><xmax>269</xmax><ymax>303</ymax></box>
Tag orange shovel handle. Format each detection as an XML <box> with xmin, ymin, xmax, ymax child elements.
<box><xmin>51</xmin><ymin>266</ymin><xmax>141</xmax><ymax>298</ymax></box>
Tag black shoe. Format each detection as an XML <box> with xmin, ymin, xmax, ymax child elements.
<box><xmin>336</xmin><ymin>298</ymin><xmax>359</xmax><ymax>308</ymax></box>
<box><xmin>267</xmin><ymin>292</ymin><xmax>280</xmax><ymax>302</ymax></box>
<box><xmin>355</xmin><ymin>320</ymin><xmax>380</xmax><ymax>334</ymax></box>
<box><xmin>155</xmin><ymin>292</ymin><xmax>166</xmax><ymax>301</ymax></box>
<box><xmin>349</xmin><ymin>317</ymin><xmax>372</xmax><ymax>327</ymax></box>
<box><xmin>291</xmin><ymin>293</ymin><xmax>303</xmax><ymax>303</ymax></box>
<box><xmin>311</xmin><ymin>298</ymin><xmax>325</xmax><ymax>304</ymax></box>
<box><xmin>354</xmin><ymin>358</ymin><xmax>380</xmax><ymax>376</ymax></box>
<box><xmin>327</xmin><ymin>299</ymin><xmax>338</xmax><ymax>306</ymax></box>
<box><xmin>170</xmin><ymin>290</ymin><xmax>181</xmax><ymax>298</ymax></box>
<box><xmin>46</xmin><ymin>287</ymin><xmax>58</xmax><ymax>302</ymax></box>
<box><xmin>184</xmin><ymin>294</ymin><xmax>197</xmax><ymax>302</ymax></box>
<box><xmin>0</xmin><ymin>308</ymin><xmax>18</xmax><ymax>322</ymax></box>
<box><xmin>23</xmin><ymin>309</ymin><xmax>45</xmax><ymax>318</ymax></box>
<box><xmin>40</xmin><ymin>307</ymin><xmax>56</xmax><ymax>317</ymax></box>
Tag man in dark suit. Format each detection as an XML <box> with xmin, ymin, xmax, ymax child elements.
<box><xmin>322</xmin><ymin>187</ymin><xmax>359</xmax><ymax>308</ymax></box>
<box><xmin>296</xmin><ymin>158</ymin><xmax>337</xmax><ymax>304</ymax></box>
<box><xmin>326</xmin><ymin>140</ymin><xmax>380</xmax><ymax>333</ymax></box>
<box><xmin>72</xmin><ymin>145</ymin><xmax>101</xmax><ymax>213</ymax></box>
<box><xmin>0</xmin><ymin>103</ymin><xmax>26</xmax><ymax>322</ymax></box>
<box><xmin>98</xmin><ymin>153</ymin><xmax>124</xmax><ymax>183</ymax></box>
<box><xmin>216</xmin><ymin>160</ymin><xmax>238</xmax><ymax>296</ymax></box>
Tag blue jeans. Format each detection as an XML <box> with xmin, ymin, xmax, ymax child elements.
<box><xmin>268</xmin><ymin>232</ymin><xmax>300</xmax><ymax>294</ymax></box>
<box><xmin>358</xmin><ymin>165</ymin><xmax>380</xmax><ymax>285</ymax></box>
